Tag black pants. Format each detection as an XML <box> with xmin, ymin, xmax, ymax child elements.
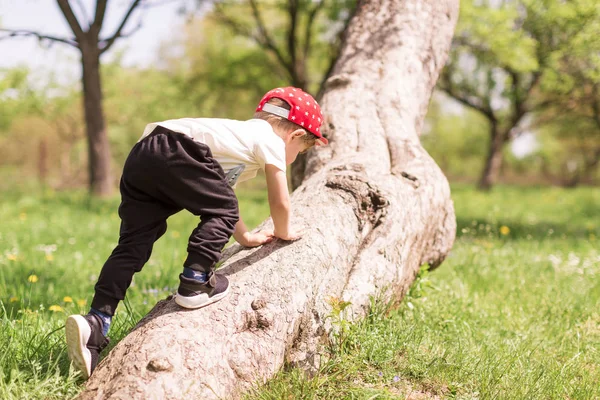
<box><xmin>91</xmin><ymin>126</ymin><xmax>239</xmax><ymax>316</ymax></box>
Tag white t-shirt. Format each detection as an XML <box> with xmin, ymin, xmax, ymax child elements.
<box><xmin>140</xmin><ymin>118</ymin><xmax>286</xmax><ymax>185</ymax></box>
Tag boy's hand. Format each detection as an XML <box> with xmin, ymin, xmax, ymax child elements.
<box><xmin>240</xmin><ymin>230</ymin><xmax>274</xmax><ymax>247</ymax></box>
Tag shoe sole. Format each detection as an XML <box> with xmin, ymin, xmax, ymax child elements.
<box><xmin>65</xmin><ymin>315</ymin><xmax>92</xmax><ymax>379</ymax></box>
<box><xmin>175</xmin><ymin>284</ymin><xmax>230</xmax><ymax>309</ymax></box>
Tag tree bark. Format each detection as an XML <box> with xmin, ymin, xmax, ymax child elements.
<box><xmin>81</xmin><ymin>42</ymin><xmax>113</xmax><ymax>197</ymax></box>
<box><xmin>78</xmin><ymin>0</ymin><xmax>459</xmax><ymax>399</ymax></box>
<box><xmin>478</xmin><ymin>124</ymin><xmax>505</xmax><ymax>190</ymax></box>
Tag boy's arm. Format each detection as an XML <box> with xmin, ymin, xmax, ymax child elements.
<box><xmin>265</xmin><ymin>164</ymin><xmax>301</xmax><ymax>241</ymax></box>
<box><xmin>233</xmin><ymin>218</ymin><xmax>273</xmax><ymax>247</ymax></box>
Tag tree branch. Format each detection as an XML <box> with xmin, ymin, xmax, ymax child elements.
<box><xmin>439</xmin><ymin>65</ymin><xmax>496</xmax><ymax>123</ymax></box>
<box><xmin>0</xmin><ymin>28</ymin><xmax>79</xmax><ymax>48</ymax></box>
<box><xmin>99</xmin><ymin>0</ymin><xmax>143</xmax><ymax>54</ymax></box>
<box><xmin>248</xmin><ymin>0</ymin><xmax>292</xmax><ymax>72</ymax></box>
<box><xmin>303</xmin><ymin>0</ymin><xmax>327</xmax><ymax>62</ymax></box>
<box><xmin>287</xmin><ymin>0</ymin><xmax>299</xmax><ymax>72</ymax></box>
<box><xmin>56</xmin><ymin>0</ymin><xmax>85</xmax><ymax>40</ymax></box>
<box><xmin>75</xmin><ymin>0</ymin><xmax>92</xmax><ymax>30</ymax></box>
<box><xmin>91</xmin><ymin>0</ymin><xmax>108</xmax><ymax>38</ymax></box>
<box><xmin>99</xmin><ymin>23</ymin><xmax>143</xmax><ymax>53</ymax></box>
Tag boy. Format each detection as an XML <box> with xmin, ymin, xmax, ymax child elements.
<box><xmin>65</xmin><ymin>87</ymin><xmax>327</xmax><ymax>379</ymax></box>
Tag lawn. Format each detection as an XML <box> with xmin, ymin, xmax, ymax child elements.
<box><xmin>0</xmin><ymin>184</ymin><xmax>598</xmax><ymax>399</ymax></box>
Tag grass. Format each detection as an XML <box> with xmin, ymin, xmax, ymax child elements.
<box><xmin>0</xmin><ymin>184</ymin><xmax>598</xmax><ymax>399</ymax></box>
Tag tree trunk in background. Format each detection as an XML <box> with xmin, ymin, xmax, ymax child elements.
<box><xmin>78</xmin><ymin>1</ymin><xmax>458</xmax><ymax>398</ymax></box>
<box><xmin>81</xmin><ymin>42</ymin><xmax>113</xmax><ymax>197</ymax></box>
<box><xmin>38</xmin><ymin>137</ymin><xmax>48</xmax><ymax>187</ymax></box>
<box><xmin>291</xmin><ymin>152</ymin><xmax>307</xmax><ymax>189</ymax></box>
<box><xmin>478</xmin><ymin>124</ymin><xmax>505</xmax><ymax>190</ymax></box>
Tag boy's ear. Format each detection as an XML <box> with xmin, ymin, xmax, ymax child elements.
<box><xmin>291</xmin><ymin>128</ymin><xmax>306</xmax><ymax>139</ymax></box>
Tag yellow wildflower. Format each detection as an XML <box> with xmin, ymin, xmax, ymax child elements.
<box><xmin>28</xmin><ymin>274</ymin><xmax>38</xmax><ymax>283</ymax></box>
<box><xmin>77</xmin><ymin>299</ymin><xmax>87</xmax><ymax>307</ymax></box>
<box><xmin>7</xmin><ymin>254</ymin><xmax>17</xmax><ymax>261</ymax></box>
<box><xmin>49</xmin><ymin>305</ymin><xmax>63</xmax><ymax>312</ymax></box>
<box><xmin>171</xmin><ymin>231</ymin><xmax>181</xmax><ymax>238</ymax></box>
<box><xmin>45</xmin><ymin>254</ymin><xmax>54</xmax><ymax>261</ymax></box>
<box><xmin>19</xmin><ymin>213</ymin><xmax>27</xmax><ymax>221</ymax></box>
<box><xmin>63</xmin><ymin>296</ymin><xmax>73</xmax><ymax>303</ymax></box>
<box><xmin>500</xmin><ymin>226</ymin><xmax>510</xmax><ymax>236</ymax></box>
<box><xmin>9</xmin><ymin>296</ymin><xmax>18</xmax><ymax>303</ymax></box>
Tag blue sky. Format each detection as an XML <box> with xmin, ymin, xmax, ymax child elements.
<box><xmin>0</xmin><ymin>0</ymin><xmax>187</xmax><ymax>83</ymax></box>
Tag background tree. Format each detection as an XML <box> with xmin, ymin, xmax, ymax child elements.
<box><xmin>533</xmin><ymin>14</ymin><xmax>600</xmax><ymax>186</ymax></box>
<box><xmin>439</xmin><ymin>0</ymin><xmax>600</xmax><ymax>190</ymax></box>
<box><xmin>209</xmin><ymin>0</ymin><xmax>356</xmax><ymax>94</ymax></box>
<box><xmin>1</xmin><ymin>0</ymin><xmax>148</xmax><ymax>197</ymax></box>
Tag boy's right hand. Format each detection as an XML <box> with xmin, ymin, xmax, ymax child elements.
<box><xmin>274</xmin><ymin>229</ymin><xmax>303</xmax><ymax>242</ymax></box>
<box><xmin>240</xmin><ymin>231</ymin><xmax>274</xmax><ymax>247</ymax></box>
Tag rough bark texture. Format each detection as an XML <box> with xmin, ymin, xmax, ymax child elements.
<box><xmin>78</xmin><ymin>0</ymin><xmax>458</xmax><ymax>398</ymax></box>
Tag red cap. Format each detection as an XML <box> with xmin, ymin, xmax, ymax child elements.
<box><xmin>256</xmin><ymin>87</ymin><xmax>328</xmax><ymax>145</ymax></box>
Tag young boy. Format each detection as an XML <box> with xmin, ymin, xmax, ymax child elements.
<box><xmin>65</xmin><ymin>87</ymin><xmax>327</xmax><ymax>379</ymax></box>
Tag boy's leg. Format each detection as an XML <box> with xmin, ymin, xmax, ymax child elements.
<box><xmin>90</xmin><ymin>204</ymin><xmax>174</xmax><ymax>316</ymax></box>
<box><xmin>67</xmin><ymin>134</ymin><xmax>181</xmax><ymax>378</ymax></box>
<box><xmin>135</xmin><ymin>130</ymin><xmax>239</xmax><ymax>308</ymax></box>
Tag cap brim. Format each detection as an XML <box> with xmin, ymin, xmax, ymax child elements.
<box><xmin>317</xmin><ymin>137</ymin><xmax>329</xmax><ymax>146</ymax></box>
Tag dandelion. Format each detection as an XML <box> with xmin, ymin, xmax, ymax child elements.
<box><xmin>49</xmin><ymin>305</ymin><xmax>63</xmax><ymax>312</ymax></box>
<box><xmin>46</xmin><ymin>254</ymin><xmax>54</xmax><ymax>261</ymax></box>
<box><xmin>63</xmin><ymin>296</ymin><xmax>73</xmax><ymax>303</ymax></box>
<box><xmin>7</xmin><ymin>254</ymin><xmax>17</xmax><ymax>261</ymax></box>
<box><xmin>28</xmin><ymin>274</ymin><xmax>38</xmax><ymax>283</ymax></box>
<box><xmin>19</xmin><ymin>212</ymin><xmax>27</xmax><ymax>221</ymax></box>
<box><xmin>9</xmin><ymin>296</ymin><xmax>18</xmax><ymax>303</ymax></box>
<box><xmin>500</xmin><ymin>226</ymin><xmax>510</xmax><ymax>235</ymax></box>
<box><xmin>171</xmin><ymin>231</ymin><xmax>181</xmax><ymax>238</ymax></box>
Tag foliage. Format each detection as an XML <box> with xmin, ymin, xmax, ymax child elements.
<box><xmin>439</xmin><ymin>0</ymin><xmax>600</xmax><ymax>187</ymax></box>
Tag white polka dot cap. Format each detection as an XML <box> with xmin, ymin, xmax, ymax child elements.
<box><xmin>256</xmin><ymin>86</ymin><xmax>328</xmax><ymax>145</ymax></box>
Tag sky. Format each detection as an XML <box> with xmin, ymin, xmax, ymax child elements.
<box><xmin>0</xmin><ymin>0</ymin><xmax>189</xmax><ymax>84</ymax></box>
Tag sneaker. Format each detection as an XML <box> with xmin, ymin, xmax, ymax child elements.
<box><xmin>175</xmin><ymin>272</ymin><xmax>230</xmax><ymax>309</ymax></box>
<box><xmin>65</xmin><ymin>314</ymin><xmax>110</xmax><ymax>379</ymax></box>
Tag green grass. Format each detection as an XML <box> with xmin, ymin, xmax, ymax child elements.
<box><xmin>1</xmin><ymin>184</ymin><xmax>598</xmax><ymax>399</ymax></box>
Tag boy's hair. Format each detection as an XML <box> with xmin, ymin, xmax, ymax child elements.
<box><xmin>254</xmin><ymin>98</ymin><xmax>317</xmax><ymax>145</ymax></box>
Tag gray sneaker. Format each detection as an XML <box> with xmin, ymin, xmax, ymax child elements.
<box><xmin>175</xmin><ymin>272</ymin><xmax>230</xmax><ymax>309</ymax></box>
<box><xmin>65</xmin><ymin>314</ymin><xmax>109</xmax><ymax>379</ymax></box>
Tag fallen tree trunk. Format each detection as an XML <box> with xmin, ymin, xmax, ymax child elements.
<box><xmin>78</xmin><ymin>0</ymin><xmax>459</xmax><ymax>398</ymax></box>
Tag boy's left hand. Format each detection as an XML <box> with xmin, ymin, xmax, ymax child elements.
<box><xmin>240</xmin><ymin>230</ymin><xmax>274</xmax><ymax>247</ymax></box>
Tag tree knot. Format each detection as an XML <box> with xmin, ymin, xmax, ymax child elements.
<box><xmin>325</xmin><ymin>73</ymin><xmax>352</xmax><ymax>90</ymax></box>
<box><xmin>325</xmin><ymin>165</ymin><xmax>389</xmax><ymax>229</ymax></box>
<box><xmin>251</xmin><ymin>298</ymin><xmax>267</xmax><ymax>310</ymax></box>
<box><xmin>147</xmin><ymin>357</ymin><xmax>173</xmax><ymax>372</ymax></box>
<box><xmin>245</xmin><ymin>299</ymin><xmax>273</xmax><ymax>331</ymax></box>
